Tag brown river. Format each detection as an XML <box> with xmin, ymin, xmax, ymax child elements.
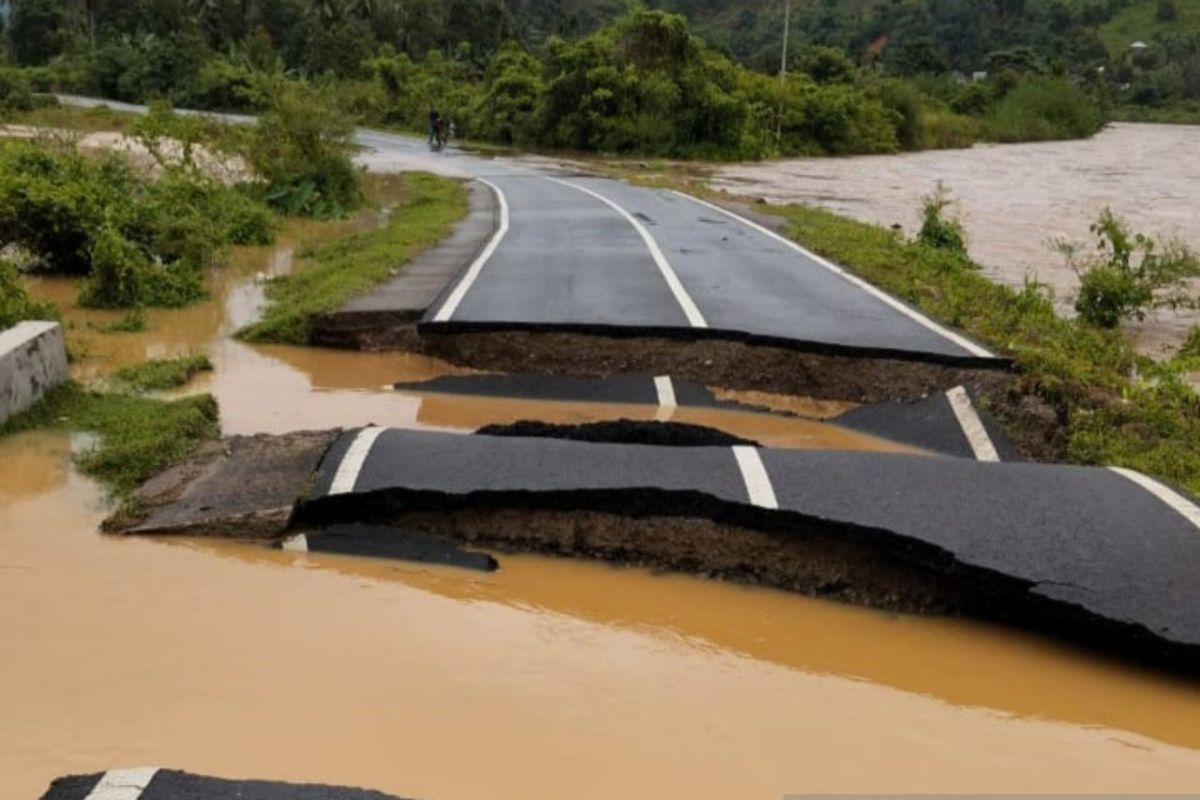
<box><xmin>715</xmin><ymin>122</ymin><xmax>1200</xmax><ymax>357</ymax></box>
<box><xmin>4</xmin><ymin>193</ymin><xmax>1200</xmax><ymax>798</ymax></box>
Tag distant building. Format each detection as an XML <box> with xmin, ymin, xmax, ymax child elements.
<box><xmin>1130</xmin><ymin>40</ymin><xmax>1150</xmax><ymax>50</ymax></box>
<box><xmin>971</xmin><ymin>70</ymin><xmax>988</xmax><ymax>82</ymax></box>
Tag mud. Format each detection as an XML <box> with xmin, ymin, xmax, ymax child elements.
<box><xmin>406</xmin><ymin>329</ymin><xmax>1013</xmax><ymax>405</ymax></box>
<box><xmin>475</xmin><ymin>419</ymin><xmax>759</xmax><ymax>447</ymax></box>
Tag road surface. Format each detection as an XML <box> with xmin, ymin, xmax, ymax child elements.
<box><xmin>58</xmin><ymin>96</ymin><xmax>997</xmax><ymax>365</ymax></box>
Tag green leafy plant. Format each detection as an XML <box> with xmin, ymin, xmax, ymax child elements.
<box><xmin>0</xmin><ymin>259</ymin><xmax>57</xmax><ymax>328</ymax></box>
<box><xmin>1066</xmin><ymin>208</ymin><xmax>1200</xmax><ymax>328</ymax></box>
<box><xmin>918</xmin><ymin>183</ymin><xmax>969</xmax><ymax>260</ymax></box>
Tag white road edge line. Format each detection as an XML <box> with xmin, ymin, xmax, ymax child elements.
<box><xmin>85</xmin><ymin>767</ymin><xmax>160</xmax><ymax>800</ymax></box>
<box><xmin>329</xmin><ymin>427</ymin><xmax>386</xmax><ymax>496</ymax></box>
<box><xmin>430</xmin><ymin>178</ymin><xmax>510</xmax><ymax>322</ymax></box>
<box><xmin>945</xmin><ymin>385</ymin><xmax>1000</xmax><ymax>462</ymax></box>
<box><xmin>654</xmin><ymin>375</ymin><xmax>677</xmax><ymax>422</ymax></box>
<box><xmin>548</xmin><ymin>177</ymin><xmax>708</xmax><ymax>328</ymax></box>
<box><xmin>732</xmin><ymin>446</ymin><xmax>779</xmax><ymax>510</ymax></box>
<box><xmin>670</xmin><ymin>190</ymin><xmax>994</xmax><ymax>358</ymax></box>
<box><xmin>1109</xmin><ymin>467</ymin><xmax>1200</xmax><ymax>531</ymax></box>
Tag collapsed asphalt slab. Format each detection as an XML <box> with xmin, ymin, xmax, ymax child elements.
<box><xmin>40</xmin><ymin>768</ymin><xmax>413</xmax><ymax>800</ymax></box>
<box><xmin>283</xmin><ymin>523</ymin><xmax>499</xmax><ymax>571</ymax></box>
<box><xmin>391</xmin><ymin>372</ymin><xmax>1017</xmax><ymax>459</ymax></box>
<box><xmin>298</xmin><ymin>427</ymin><xmax>1200</xmax><ymax>672</ymax></box>
<box><xmin>108</xmin><ymin>425</ymin><xmax>1200</xmax><ymax>673</ymax></box>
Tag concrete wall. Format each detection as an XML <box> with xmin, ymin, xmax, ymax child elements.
<box><xmin>0</xmin><ymin>321</ymin><xmax>69</xmax><ymax>425</ymax></box>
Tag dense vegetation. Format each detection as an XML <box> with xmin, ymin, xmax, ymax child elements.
<box><xmin>0</xmin><ymin>0</ymin><xmax>1125</xmax><ymax>158</ymax></box>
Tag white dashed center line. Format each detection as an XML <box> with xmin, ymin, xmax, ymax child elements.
<box><xmin>946</xmin><ymin>385</ymin><xmax>1000</xmax><ymax>462</ymax></box>
<box><xmin>733</xmin><ymin>446</ymin><xmax>779</xmax><ymax>510</ymax></box>
<box><xmin>85</xmin><ymin>768</ymin><xmax>160</xmax><ymax>800</ymax></box>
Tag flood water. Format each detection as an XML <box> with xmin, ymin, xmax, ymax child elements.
<box><xmin>5</xmin><ymin>201</ymin><xmax>1200</xmax><ymax>797</ymax></box>
<box><xmin>715</xmin><ymin>122</ymin><xmax>1200</xmax><ymax>356</ymax></box>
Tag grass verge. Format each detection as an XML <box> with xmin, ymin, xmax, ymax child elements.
<box><xmin>762</xmin><ymin>202</ymin><xmax>1200</xmax><ymax>494</ymax></box>
<box><xmin>113</xmin><ymin>353</ymin><xmax>213</xmax><ymax>391</ymax></box>
<box><xmin>238</xmin><ymin>172</ymin><xmax>468</xmax><ymax>344</ymax></box>
<box><xmin>0</xmin><ymin>383</ymin><xmax>219</xmax><ymax>495</ymax></box>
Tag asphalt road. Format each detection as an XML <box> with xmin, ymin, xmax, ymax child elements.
<box><xmin>40</xmin><ymin>768</ymin><xmax>412</xmax><ymax>800</ymax></box>
<box><xmin>304</xmin><ymin>427</ymin><xmax>1200</xmax><ymax>661</ymax></box>
<box><xmin>59</xmin><ymin>95</ymin><xmax>996</xmax><ymax>362</ymax></box>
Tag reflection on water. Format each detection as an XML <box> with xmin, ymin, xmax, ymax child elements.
<box><xmin>6</xmin><ymin>196</ymin><xmax>1200</xmax><ymax>798</ymax></box>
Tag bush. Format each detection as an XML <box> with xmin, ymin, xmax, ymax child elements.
<box><xmin>1068</xmin><ymin>209</ymin><xmax>1200</xmax><ymax>328</ymax></box>
<box><xmin>77</xmin><ymin>226</ymin><xmax>205</xmax><ymax>309</ymax></box>
<box><xmin>0</xmin><ymin>66</ymin><xmax>37</xmax><ymax>114</ymax></box>
<box><xmin>248</xmin><ymin>84</ymin><xmax>363</xmax><ymax>218</ymax></box>
<box><xmin>0</xmin><ymin>137</ymin><xmax>275</xmax><ymax>308</ymax></box>
<box><xmin>0</xmin><ymin>259</ymin><xmax>57</xmax><ymax>327</ymax></box>
<box><xmin>987</xmin><ymin>76</ymin><xmax>1104</xmax><ymax>142</ymax></box>
<box><xmin>918</xmin><ymin>184</ymin><xmax>969</xmax><ymax>259</ymax></box>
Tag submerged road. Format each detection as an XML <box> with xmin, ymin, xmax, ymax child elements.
<box><xmin>41</xmin><ymin>768</ymin><xmax>411</xmax><ymax>800</ymax></box>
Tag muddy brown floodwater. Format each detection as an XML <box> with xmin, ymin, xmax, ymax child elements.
<box><xmin>714</xmin><ymin>122</ymin><xmax>1200</xmax><ymax>357</ymax></box>
<box><xmin>6</xmin><ymin>212</ymin><xmax>1200</xmax><ymax>798</ymax></box>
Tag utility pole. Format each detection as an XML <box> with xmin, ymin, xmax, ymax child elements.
<box><xmin>776</xmin><ymin>0</ymin><xmax>791</xmax><ymax>147</ymax></box>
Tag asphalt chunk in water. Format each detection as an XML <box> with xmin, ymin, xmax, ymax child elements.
<box><xmin>39</xmin><ymin>768</ymin><xmax>415</xmax><ymax>800</ymax></box>
<box><xmin>289</xmin><ymin>523</ymin><xmax>499</xmax><ymax>571</ymax></box>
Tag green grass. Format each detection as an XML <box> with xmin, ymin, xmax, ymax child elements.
<box><xmin>0</xmin><ymin>383</ymin><xmax>219</xmax><ymax>495</ymax></box>
<box><xmin>239</xmin><ymin>172</ymin><xmax>469</xmax><ymax>344</ymax></box>
<box><xmin>113</xmin><ymin>353</ymin><xmax>212</xmax><ymax>391</ymax></box>
<box><xmin>762</xmin><ymin>202</ymin><xmax>1200</xmax><ymax>495</ymax></box>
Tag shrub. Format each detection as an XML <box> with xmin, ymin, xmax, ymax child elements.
<box><xmin>0</xmin><ymin>259</ymin><xmax>57</xmax><ymax>327</ymax></box>
<box><xmin>78</xmin><ymin>226</ymin><xmax>205</xmax><ymax>309</ymax></box>
<box><xmin>248</xmin><ymin>84</ymin><xmax>362</xmax><ymax>218</ymax></box>
<box><xmin>0</xmin><ymin>66</ymin><xmax>37</xmax><ymax>114</ymax></box>
<box><xmin>1067</xmin><ymin>209</ymin><xmax>1200</xmax><ymax>328</ymax></box>
<box><xmin>918</xmin><ymin>184</ymin><xmax>969</xmax><ymax>259</ymax></box>
<box><xmin>987</xmin><ymin>76</ymin><xmax>1104</xmax><ymax>142</ymax></box>
<box><xmin>0</xmin><ymin>143</ymin><xmax>134</xmax><ymax>273</ymax></box>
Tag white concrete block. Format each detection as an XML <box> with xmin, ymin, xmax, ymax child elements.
<box><xmin>0</xmin><ymin>321</ymin><xmax>69</xmax><ymax>425</ymax></box>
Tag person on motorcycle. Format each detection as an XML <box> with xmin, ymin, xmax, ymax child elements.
<box><xmin>429</xmin><ymin>108</ymin><xmax>441</xmax><ymax>147</ymax></box>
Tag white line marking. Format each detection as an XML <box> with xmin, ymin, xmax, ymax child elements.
<box><xmin>430</xmin><ymin>178</ymin><xmax>509</xmax><ymax>322</ymax></box>
<box><xmin>733</xmin><ymin>446</ymin><xmax>779</xmax><ymax>509</ymax></box>
<box><xmin>945</xmin><ymin>386</ymin><xmax>1000</xmax><ymax>462</ymax></box>
<box><xmin>549</xmin><ymin>177</ymin><xmax>707</xmax><ymax>328</ymax></box>
<box><xmin>85</xmin><ymin>767</ymin><xmax>159</xmax><ymax>800</ymax></box>
<box><xmin>1109</xmin><ymin>467</ymin><xmax>1200</xmax><ymax>531</ymax></box>
<box><xmin>654</xmin><ymin>375</ymin><xmax>677</xmax><ymax>422</ymax></box>
<box><xmin>670</xmin><ymin>191</ymin><xmax>995</xmax><ymax>358</ymax></box>
<box><xmin>329</xmin><ymin>427</ymin><xmax>386</xmax><ymax>496</ymax></box>
<box><xmin>282</xmin><ymin>534</ymin><xmax>309</xmax><ymax>552</ymax></box>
